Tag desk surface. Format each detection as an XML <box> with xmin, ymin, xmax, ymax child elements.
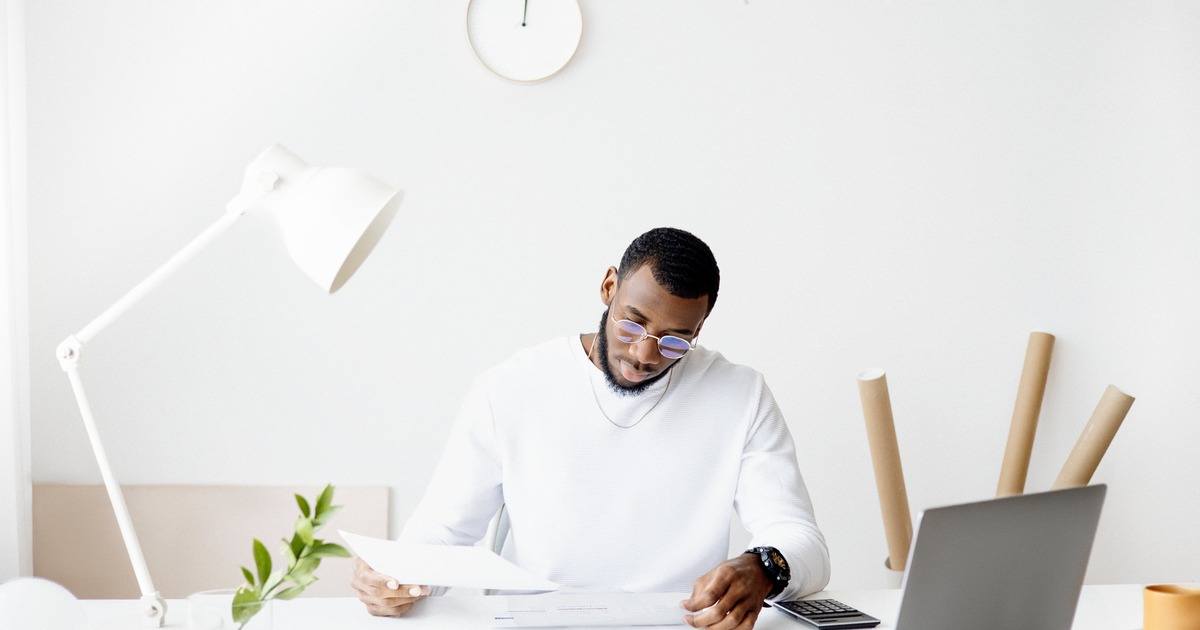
<box><xmin>83</xmin><ymin>585</ymin><xmax>1145</xmax><ymax>629</ymax></box>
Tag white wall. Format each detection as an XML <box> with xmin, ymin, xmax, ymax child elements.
<box><xmin>1</xmin><ymin>0</ymin><xmax>30</xmax><ymax>579</ymax></box>
<box><xmin>26</xmin><ymin>0</ymin><xmax>1200</xmax><ymax>589</ymax></box>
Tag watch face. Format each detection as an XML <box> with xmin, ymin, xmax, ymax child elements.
<box><xmin>768</xmin><ymin>548</ymin><xmax>788</xmax><ymax>571</ymax></box>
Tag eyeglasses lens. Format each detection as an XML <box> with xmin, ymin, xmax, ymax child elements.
<box><xmin>614</xmin><ymin>320</ymin><xmax>645</xmax><ymax>343</ymax></box>
<box><xmin>659</xmin><ymin>336</ymin><xmax>691</xmax><ymax>359</ymax></box>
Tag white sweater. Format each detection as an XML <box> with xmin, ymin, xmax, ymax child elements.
<box><xmin>398</xmin><ymin>336</ymin><xmax>831</xmax><ymax>601</ymax></box>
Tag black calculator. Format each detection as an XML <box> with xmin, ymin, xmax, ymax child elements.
<box><xmin>770</xmin><ymin>598</ymin><xmax>881</xmax><ymax>629</ymax></box>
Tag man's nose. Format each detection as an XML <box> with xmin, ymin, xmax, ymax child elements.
<box><xmin>631</xmin><ymin>337</ymin><xmax>661</xmax><ymax>367</ymax></box>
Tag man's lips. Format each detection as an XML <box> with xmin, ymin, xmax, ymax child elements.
<box><xmin>620</xmin><ymin>361</ymin><xmax>654</xmax><ymax>383</ymax></box>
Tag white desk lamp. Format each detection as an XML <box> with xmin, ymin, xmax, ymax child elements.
<box><xmin>55</xmin><ymin>144</ymin><xmax>403</xmax><ymax>627</ymax></box>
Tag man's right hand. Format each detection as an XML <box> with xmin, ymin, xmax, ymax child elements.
<box><xmin>351</xmin><ymin>557</ymin><xmax>430</xmax><ymax>617</ymax></box>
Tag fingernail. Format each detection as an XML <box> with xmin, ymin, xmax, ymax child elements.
<box><xmin>409</xmin><ymin>586</ymin><xmax>422</xmax><ymax>597</ymax></box>
<box><xmin>386</xmin><ymin>580</ymin><xmax>399</xmax><ymax>590</ymax></box>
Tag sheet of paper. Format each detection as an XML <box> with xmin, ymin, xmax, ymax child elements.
<box><xmin>338</xmin><ymin>530</ymin><xmax>560</xmax><ymax>592</ymax></box>
<box><xmin>490</xmin><ymin>592</ymin><xmax>691</xmax><ymax>627</ymax></box>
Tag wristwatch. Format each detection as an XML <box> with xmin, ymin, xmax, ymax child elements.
<box><xmin>745</xmin><ymin>546</ymin><xmax>790</xmax><ymax>599</ymax></box>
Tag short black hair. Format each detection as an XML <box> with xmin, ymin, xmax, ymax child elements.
<box><xmin>618</xmin><ymin>227</ymin><xmax>720</xmax><ymax>314</ymax></box>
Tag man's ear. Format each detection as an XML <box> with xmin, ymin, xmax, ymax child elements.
<box><xmin>599</xmin><ymin>266</ymin><xmax>619</xmax><ymax>306</ymax></box>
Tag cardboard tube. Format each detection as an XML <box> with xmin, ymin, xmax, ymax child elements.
<box><xmin>1051</xmin><ymin>385</ymin><xmax>1135</xmax><ymax>489</ymax></box>
<box><xmin>1144</xmin><ymin>585</ymin><xmax>1200</xmax><ymax>630</ymax></box>
<box><xmin>996</xmin><ymin>332</ymin><xmax>1055</xmax><ymax>497</ymax></box>
<box><xmin>857</xmin><ymin>369</ymin><xmax>913</xmax><ymax>571</ymax></box>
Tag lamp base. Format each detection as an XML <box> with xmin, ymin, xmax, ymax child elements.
<box><xmin>142</xmin><ymin>592</ymin><xmax>167</xmax><ymax>627</ymax></box>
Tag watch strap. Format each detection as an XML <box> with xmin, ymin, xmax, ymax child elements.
<box><xmin>746</xmin><ymin>546</ymin><xmax>790</xmax><ymax>599</ymax></box>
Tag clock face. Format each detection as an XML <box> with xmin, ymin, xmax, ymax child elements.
<box><xmin>466</xmin><ymin>0</ymin><xmax>583</xmax><ymax>83</ymax></box>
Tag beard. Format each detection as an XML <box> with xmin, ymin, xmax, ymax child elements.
<box><xmin>595</xmin><ymin>308</ymin><xmax>674</xmax><ymax>396</ymax></box>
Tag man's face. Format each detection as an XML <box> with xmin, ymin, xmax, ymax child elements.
<box><xmin>596</xmin><ymin>264</ymin><xmax>709</xmax><ymax>394</ymax></box>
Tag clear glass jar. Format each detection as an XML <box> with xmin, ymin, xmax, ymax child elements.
<box><xmin>186</xmin><ymin>589</ymin><xmax>273</xmax><ymax>630</ymax></box>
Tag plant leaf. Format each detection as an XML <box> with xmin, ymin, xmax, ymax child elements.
<box><xmin>263</xmin><ymin>570</ymin><xmax>284</xmax><ymax>597</ymax></box>
<box><xmin>298</xmin><ymin>574</ymin><xmax>319</xmax><ymax>587</ymax></box>
<box><xmin>289</xmin><ymin>555</ymin><xmax>320</xmax><ymax>587</ymax></box>
<box><xmin>289</xmin><ymin>533</ymin><xmax>305</xmax><ymax>559</ymax></box>
<box><xmin>308</xmin><ymin>542</ymin><xmax>351</xmax><ymax>559</ymax></box>
<box><xmin>314</xmin><ymin>485</ymin><xmax>334</xmax><ymax>520</ymax></box>
<box><xmin>290</xmin><ymin>570</ymin><xmax>318</xmax><ymax>587</ymax></box>
<box><xmin>293</xmin><ymin>555</ymin><xmax>320</xmax><ymax>576</ymax></box>
<box><xmin>295</xmin><ymin>516</ymin><xmax>314</xmax><ymax>545</ymax></box>
<box><xmin>240</xmin><ymin>566</ymin><xmax>255</xmax><ymax>587</ymax></box>
<box><xmin>252</xmin><ymin>538</ymin><xmax>272</xmax><ymax>586</ymax></box>
<box><xmin>232</xmin><ymin>585</ymin><xmax>263</xmax><ymax>625</ymax></box>
<box><xmin>274</xmin><ymin>584</ymin><xmax>307</xmax><ymax>600</ymax></box>
<box><xmin>294</xmin><ymin>494</ymin><xmax>311</xmax><ymax>518</ymax></box>
<box><xmin>280</xmin><ymin>538</ymin><xmax>297</xmax><ymax>568</ymax></box>
<box><xmin>313</xmin><ymin>505</ymin><xmax>342</xmax><ymax>528</ymax></box>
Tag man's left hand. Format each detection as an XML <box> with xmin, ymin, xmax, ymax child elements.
<box><xmin>681</xmin><ymin>553</ymin><xmax>774</xmax><ymax>629</ymax></box>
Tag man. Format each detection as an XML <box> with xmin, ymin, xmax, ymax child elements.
<box><xmin>352</xmin><ymin>228</ymin><xmax>830</xmax><ymax>629</ymax></box>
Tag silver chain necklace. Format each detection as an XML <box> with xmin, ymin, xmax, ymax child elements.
<box><xmin>585</xmin><ymin>333</ymin><xmax>673</xmax><ymax>429</ymax></box>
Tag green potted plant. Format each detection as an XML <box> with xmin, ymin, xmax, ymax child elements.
<box><xmin>231</xmin><ymin>484</ymin><xmax>350</xmax><ymax>629</ymax></box>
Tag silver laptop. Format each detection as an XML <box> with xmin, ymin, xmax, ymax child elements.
<box><xmin>895</xmin><ymin>485</ymin><xmax>1106</xmax><ymax>630</ymax></box>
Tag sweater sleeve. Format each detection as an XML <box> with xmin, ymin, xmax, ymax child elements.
<box><xmin>733</xmin><ymin>376</ymin><xmax>831</xmax><ymax>601</ymax></box>
<box><xmin>398</xmin><ymin>375</ymin><xmax>504</xmax><ymax>550</ymax></box>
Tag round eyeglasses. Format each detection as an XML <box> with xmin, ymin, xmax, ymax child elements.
<box><xmin>609</xmin><ymin>313</ymin><xmax>697</xmax><ymax>359</ymax></box>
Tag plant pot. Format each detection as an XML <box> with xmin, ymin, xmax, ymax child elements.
<box><xmin>187</xmin><ymin>589</ymin><xmax>274</xmax><ymax>630</ymax></box>
<box><xmin>1144</xmin><ymin>585</ymin><xmax>1200</xmax><ymax>630</ymax></box>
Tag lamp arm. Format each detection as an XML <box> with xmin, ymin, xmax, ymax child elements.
<box><xmin>59</xmin><ymin>364</ymin><xmax>167</xmax><ymax>626</ymax></box>
<box><xmin>73</xmin><ymin>204</ymin><xmax>246</xmax><ymax>346</ymax></box>
<box><xmin>54</xmin><ymin>196</ymin><xmax>256</xmax><ymax>627</ymax></box>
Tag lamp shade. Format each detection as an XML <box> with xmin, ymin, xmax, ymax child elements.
<box><xmin>239</xmin><ymin>144</ymin><xmax>402</xmax><ymax>293</ymax></box>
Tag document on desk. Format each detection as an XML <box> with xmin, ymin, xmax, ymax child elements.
<box><xmin>338</xmin><ymin>530</ymin><xmax>560</xmax><ymax>592</ymax></box>
<box><xmin>491</xmin><ymin>592</ymin><xmax>690</xmax><ymax>627</ymax></box>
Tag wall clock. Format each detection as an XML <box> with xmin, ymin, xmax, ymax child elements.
<box><xmin>466</xmin><ymin>0</ymin><xmax>583</xmax><ymax>83</ymax></box>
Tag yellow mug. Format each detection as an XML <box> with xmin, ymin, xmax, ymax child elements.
<box><xmin>1145</xmin><ymin>585</ymin><xmax>1200</xmax><ymax>630</ymax></box>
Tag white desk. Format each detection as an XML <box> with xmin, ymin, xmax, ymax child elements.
<box><xmin>84</xmin><ymin>585</ymin><xmax>1145</xmax><ymax>629</ymax></box>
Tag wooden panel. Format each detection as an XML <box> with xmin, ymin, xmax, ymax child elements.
<box><xmin>33</xmin><ymin>485</ymin><xmax>388</xmax><ymax>599</ymax></box>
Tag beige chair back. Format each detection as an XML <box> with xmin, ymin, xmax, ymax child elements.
<box><xmin>33</xmin><ymin>484</ymin><xmax>388</xmax><ymax>599</ymax></box>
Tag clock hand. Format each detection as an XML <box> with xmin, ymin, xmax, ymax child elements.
<box><xmin>522</xmin><ymin>0</ymin><xmax>528</xmax><ymax>26</ymax></box>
